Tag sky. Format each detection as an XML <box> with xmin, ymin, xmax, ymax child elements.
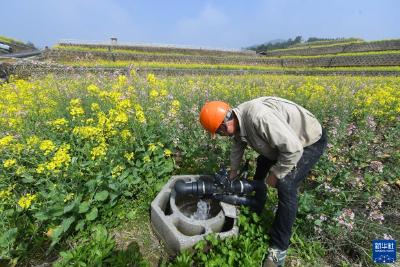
<box><xmin>2</xmin><ymin>0</ymin><xmax>400</xmax><ymax>49</ymax></box>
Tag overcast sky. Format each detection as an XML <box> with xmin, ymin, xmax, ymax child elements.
<box><xmin>3</xmin><ymin>0</ymin><xmax>399</xmax><ymax>49</ymax></box>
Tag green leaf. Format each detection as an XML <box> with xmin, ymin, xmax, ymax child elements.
<box><xmin>86</xmin><ymin>207</ymin><xmax>98</xmax><ymax>221</ymax></box>
<box><xmin>108</xmin><ymin>183</ymin><xmax>118</xmax><ymax>191</ymax></box>
<box><xmin>85</xmin><ymin>179</ymin><xmax>97</xmax><ymax>191</ymax></box>
<box><xmin>21</xmin><ymin>173</ymin><xmax>34</xmax><ymax>183</ymax></box>
<box><xmin>94</xmin><ymin>190</ymin><xmax>109</xmax><ymax>202</ymax></box>
<box><xmin>63</xmin><ymin>202</ymin><xmax>76</xmax><ymax>214</ymax></box>
<box><xmin>78</xmin><ymin>201</ymin><xmax>90</xmax><ymax>213</ymax></box>
<box><xmin>34</xmin><ymin>211</ymin><xmax>49</xmax><ymax>221</ymax></box>
<box><xmin>49</xmin><ymin>225</ymin><xmax>64</xmax><ymax>249</ymax></box>
<box><xmin>131</xmin><ymin>176</ymin><xmax>141</xmax><ymax>185</ymax></box>
<box><xmin>0</xmin><ymin>228</ymin><xmax>18</xmax><ymax>248</ymax></box>
<box><xmin>314</xmin><ymin>219</ymin><xmax>322</xmax><ymax>226</ymax></box>
<box><xmin>75</xmin><ymin>220</ymin><xmax>85</xmax><ymax>231</ymax></box>
<box><xmin>119</xmin><ymin>169</ymin><xmax>130</xmax><ymax>180</ymax></box>
<box><xmin>62</xmin><ymin>216</ymin><xmax>76</xmax><ymax>232</ymax></box>
<box><xmin>123</xmin><ymin>191</ymin><xmax>133</xmax><ymax>197</ymax></box>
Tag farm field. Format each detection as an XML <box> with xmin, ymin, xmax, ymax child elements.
<box><xmin>0</xmin><ymin>72</ymin><xmax>399</xmax><ymax>266</ymax></box>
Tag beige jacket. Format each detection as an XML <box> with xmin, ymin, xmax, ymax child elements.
<box><xmin>230</xmin><ymin>97</ymin><xmax>322</xmax><ymax>179</ymax></box>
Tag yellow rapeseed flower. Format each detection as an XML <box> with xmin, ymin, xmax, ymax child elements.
<box><xmin>46</xmin><ymin>144</ymin><xmax>71</xmax><ymax>172</ymax></box>
<box><xmin>150</xmin><ymin>89</ymin><xmax>159</xmax><ymax>98</ymax></box>
<box><xmin>147</xmin><ymin>73</ymin><xmax>157</xmax><ymax>85</ymax></box>
<box><xmin>3</xmin><ymin>159</ymin><xmax>17</xmax><ymax>168</ymax></box>
<box><xmin>160</xmin><ymin>88</ymin><xmax>168</xmax><ymax>97</ymax></box>
<box><xmin>16</xmin><ymin>166</ymin><xmax>26</xmax><ymax>176</ymax></box>
<box><xmin>91</xmin><ymin>143</ymin><xmax>107</xmax><ymax>160</ymax></box>
<box><xmin>120</xmin><ymin>129</ymin><xmax>132</xmax><ymax>140</ymax></box>
<box><xmin>116</xmin><ymin>99</ymin><xmax>131</xmax><ymax>110</ymax></box>
<box><xmin>124</xmin><ymin>152</ymin><xmax>134</xmax><ymax>161</ymax></box>
<box><xmin>0</xmin><ymin>185</ymin><xmax>14</xmax><ymax>199</ymax></box>
<box><xmin>115</xmin><ymin>75</ymin><xmax>128</xmax><ymax>88</ymax></box>
<box><xmin>170</xmin><ymin>99</ymin><xmax>181</xmax><ymax>116</ymax></box>
<box><xmin>49</xmin><ymin>118</ymin><xmax>68</xmax><ymax>130</ymax></box>
<box><xmin>36</xmin><ymin>164</ymin><xmax>45</xmax><ymax>174</ymax></box>
<box><xmin>69</xmin><ymin>98</ymin><xmax>85</xmax><ymax>118</ymax></box>
<box><xmin>91</xmin><ymin>103</ymin><xmax>101</xmax><ymax>112</ymax></box>
<box><xmin>134</xmin><ymin>104</ymin><xmax>146</xmax><ymax>124</ymax></box>
<box><xmin>148</xmin><ymin>143</ymin><xmax>157</xmax><ymax>152</ymax></box>
<box><xmin>143</xmin><ymin>155</ymin><xmax>151</xmax><ymax>163</ymax></box>
<box><xmin>164</xmin><ymin>149</ymin><xmax>172</xmax><ymax>157</ymax></box>
<box><xmin>18</xmin><ymin>193</ymin><xmax>37</xmax><ymax>209</ymax></box>
<box><xmin>87</xmin><ymin>84</ymin><xmax>101</xmax><ymax>94</ymax></box>
<box><xmin>27</xmin><ymin>135</ymin><xmax>40</xmax><ymax>147</ymax></box>
<box><xmin>109</xmin><ymin>109</ymin><xmax>129</xmax><ymax>124</ymax></box>
<box><xmin>172</xmin><ymin>100</ymin><xmax>180</xmax><ymax>109</ymax></box>
<box><xmin>73</xmin><ymin>126</ymin><xmax>102</xmax><ymax>140</ymax></box>
<box><xmin>0</xmin><ymin>136</ymin><xmax>14</xmax><ymax>149</ymax></box>
<box><xmin>64</xmin><ymin>193</ymin><xmax>75</xmax><ymax>203</ymax></box>
<box><xmin>39</xmin><ymin>140</ymin><xmax>56</xmax><ymax>155</ymax></box>
<box><xmin>112</xmin><ymin>165</ymin><xmax>125</xmax><ymax>178</ymax></box>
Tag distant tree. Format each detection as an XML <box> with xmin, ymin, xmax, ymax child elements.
<box><xmin>306</xmin><ymin>37</ymin><xmax>333</xmax><ymax>43</ymax></box>
<box><xmin>293</xmin><ymin>36</ymin><xmax>302</xmax><ymax>44</ymax></box>
<box><xmin>246</xmin><ymin>36</ymin><xmax>303</xmax><ymax>52</ymax></box>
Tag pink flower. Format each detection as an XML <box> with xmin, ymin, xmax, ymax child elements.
<box><xmin>347</xmin><ymin>123</ymin><xmax>357</xmax><ymax>135</ymax></box>
<box><xmin>369</xmin><ymin>210</ymin><xmax>384</xmax><ymax>223</ymax></box>
<box><xmin>383</xmin><ymin>233</ymin><xmax>393</xmax><ymax>240</ymax></box>
<box><xmin>366</xmin><ymin>115</ymin><xmax>377</xmax><ymax>130</ymax></box>
<box><xmin>323</xmin><ymin>183</ymin><xmax>340</xmax><ymax>193</ymax></box>
<box><xmin>336</xmin><ymin>208</ymin><xmax>355</xmax><ymax>231</ymax></box>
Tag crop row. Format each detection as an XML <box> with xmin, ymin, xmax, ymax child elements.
<box><xmin>265</xmin><ymin>40</ymin><xmax>400</xmax><ymax>57</ymax></box>
<box><xmin>53</xmin><ymin>44</ymin><xmax>254</xmax><ymax>58</ymax></box>
<box><xmin>57</xmin><ymin>42</ymin><xmax>255</xmax><ymax>57</ymax></box>
<box><xmin>288</xmin><ymin>38</ymin><xmax>364</xmax><ymax>48</ymax></box>
<box><xmin>54</xmin><ymin>44</ymin><xmax>400</xmax><ymax>59</ymax></box>
<box><xmin>3</xmin><ymin>62</ymin><xmax>400</xmax><ymax>79</ymax></box>
<box><xmin>44</xmin><ymin>49</ymin><xmax>400</xmax><ymax>67</ymax></box>
<box><xmin>60</xmin><ymin>60</ymin><xmax>400</xmax><ymax>72</ymax></box>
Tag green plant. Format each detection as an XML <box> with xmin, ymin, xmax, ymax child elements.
<box><xmin>54</xmin><ymin>225</ymin><xmax>149</xmax><ymax>267</ymax></box>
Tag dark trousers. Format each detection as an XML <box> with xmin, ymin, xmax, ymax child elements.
<box><xmin>253</xmin><ymin>130</ymin><xmax>328</xmax><ymax>250</ymax></box>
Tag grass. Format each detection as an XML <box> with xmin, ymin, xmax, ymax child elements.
<box><xmin>0</xmin><ymin>35</ymin><xmax>28</xmax><ymax>46</ymax></box>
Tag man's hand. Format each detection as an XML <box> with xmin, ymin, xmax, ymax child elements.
<box><xmin>266</xmin><ymin>174</ymin><xmax>278</xmax><ymax>188</ymax></box>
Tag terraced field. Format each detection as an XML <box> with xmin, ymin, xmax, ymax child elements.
<box><xmin>4</xmin><ymin>39</ymin><xmax>398</xmax><ymax>77</ymax></box>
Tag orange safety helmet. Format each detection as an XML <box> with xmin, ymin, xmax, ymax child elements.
<box><xmin>199</xmin><ymin>101</ymin><xmax>230</xmax><ymax>135</ymax></box>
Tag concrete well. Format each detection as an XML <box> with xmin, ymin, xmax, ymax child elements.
<box><xmin>150</xmin><ymin>175</ymin><xmax>239</xmax><ymax>255</ymax></box>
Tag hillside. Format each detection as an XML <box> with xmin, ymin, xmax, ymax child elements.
<box><xmin>2</xmin><ymin>38</ymin><xmax>400</xmax><ymax>79</ymax></box>
<box><xmin>0</xmin><ymin>35</ymin><xmax>36</xmax><ymax>54</ymax></box>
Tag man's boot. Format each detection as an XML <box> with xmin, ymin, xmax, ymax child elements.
<box><xmin>262</xmin><ymin>247</ymin><xmax>287</xmax><ymax>267</ymax></box>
